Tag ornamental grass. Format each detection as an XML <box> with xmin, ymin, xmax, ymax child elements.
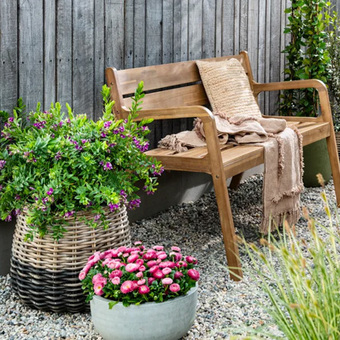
<box><xmin>237</xmin><ymin>175</ymin><xmax>340</xmax><ymax>340</ymax></box>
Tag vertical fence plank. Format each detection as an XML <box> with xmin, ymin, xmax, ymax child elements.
<box><xmin>94</xmin><ymin>0</ymin><xmax>105</xmax><ymax>119</ymax></box>
<box><xmin>162</xmin><ymin>0</ymin><xmax>175</xmax><ymax>137</ymax></box>
<box><xmin>73</xmin><ymin>0</ymin><xmax>94</xmax><ymax>116</ymax></box>
<box><xmin>264</xmin><ymin>0</ymin><xmax>271</xmax><ymax>114</ymax></box>
<box><xmin>56</xmin><ymin>0</ymin><xmax>73</xmax><ymax>109</ymax></box>
<box><xmin>233</xmin><ymin>0</ymin><xmax>240</xmax><ymax>53</ymax></box>
<box><xmin>222</xmin><ymin>0</ymin><xmax>234</xmax><ymax>55</ymax></box>
<box><xmin>146</xmin><ymin>0</ymin><xmax>163</xmax><ymax>147</ymax></box>
<box><xmin>163</xmin><ymin>0</ymin><xmax>174</xmax><ymax>64</ymax></box>
<box><xmin>215</xmin><ymin>0</ymin><xmax>223</xmax><ymax>57</ymax></box>
<box><xmin>105</xmin><ymin>0</ymin><xmax>124</xmax><ymax>71</ymax></box>
<box><xmin>269</xmin><ymin>0</ymin><xmax>281</xmax><ymax>114</ymax></box>
<box><xmin>188</xmin><ymin>0</ymin><xmax>203</xmax><ymax>60</ymax></box>
<box><xmin>173</xmin><ymin>0</ymin><xmax>182</xmax><ymax>62</ymax></box>
<box><xmin>202</xmin><ymin>0</ymin><xmax>216</xmax><ymax>59</ymax></box>
<box><xmin>18</xmin><ymin>0</ymin><xmax>44</xmax><ymax>112</ymax></box>
<box><xmin>44</xmin><ymin>0</ymin><xmax>56</xmax><ymax>108</ymax></box>
<box><xmin>125</xmin><ymin>0</ymin><xmax>134</xmax><ymax>69</ymax></box>
<box><xmin>180</xmin><ymin>0</ymin><xmax>189</xmax><ymax>62</ymax></box>
<box><xmin>258</xmin><ymin>0</ymin><xmax>267</xmax><ymax>112</ymax></box>
<box><xmin>134</xmin><ymin>0</ymin><xmax>146</xmax><ymax>67</ymax></box>
<box><xmin>248</xmin><ymin>0</ymin><xmax>258</xmax><ymax>81</ymax></box>
<box><xmin>239</xmin><ymin>0</ymin><xmax>248</xmax><ymax>52</ymax></box>
<box><xmin>146</xmin><ymin>0</ymin><xmax>162</xmax><ymax>66</ymax></box>
<box><xmin>0</xmin><ymin>1</ymin><xmax>18</xmax><ymax>113</ymax></box>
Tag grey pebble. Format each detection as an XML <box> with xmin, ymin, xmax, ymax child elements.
<box><xmin>0</xmin><ymin>175</ymin><xmax>337</xmax><ymax>339</ymax></box>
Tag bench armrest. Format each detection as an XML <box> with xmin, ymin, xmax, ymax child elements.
<box><xmin>122</xmin><ymin>105</ymin><xmax>224</xmax><ymax>169</ymax></box>
<box><xmin>253</xmin><ymin>79</ymin><xmax>333</xmax><ymax>124</ymax></box>
<box><xmin>121</xmin><ymin>105</ymin><xmax>214</xmax><ymax>123</ymax></box>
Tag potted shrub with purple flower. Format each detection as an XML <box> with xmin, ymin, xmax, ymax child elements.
<box><xmin>80</xmin><ymin>242</ymin><xmax>200</xmax><ymax>340</ymax></box>
<box><xmin>0</xmin><ymin>98</ymin><xmax>26</xmax><ymax>275</ymax></box>
<box><xmin>0</xmin><ymin>82</ymin><xmax>164</xmax><ymax>312</ymax></box>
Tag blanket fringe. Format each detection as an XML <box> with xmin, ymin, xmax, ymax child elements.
<box><xmin>261</xmin><ymin>207</ymin><xmax>301</xmax><ymax>235</ymax></box>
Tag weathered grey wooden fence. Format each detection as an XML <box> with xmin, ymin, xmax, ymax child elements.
<box><xmin>1</xmin><ymin>0</ymin><xmax>340</xmax><ymax>145</ymax></box>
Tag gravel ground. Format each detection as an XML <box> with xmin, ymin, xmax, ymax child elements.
<box><xmin>0</xmin><ymin>174</ymin><xmax>337</xmax><ymax>340</ymax></box>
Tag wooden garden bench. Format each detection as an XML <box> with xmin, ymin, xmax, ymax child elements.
<box><xmin>106</xmin><ymin>51</ymin><xmax>340</xmax><ymax>281</ymax></box>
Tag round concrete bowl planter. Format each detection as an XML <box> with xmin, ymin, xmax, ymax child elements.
<box><xmin>90</xmin><ymin>285</ymin><xmax>198</xmax><ymax>340</ymax></box>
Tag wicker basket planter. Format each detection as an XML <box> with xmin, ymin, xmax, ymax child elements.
<box><xmin>10</xmin><ymin>206</ymin><xmax>131</xmax><ymax>313</ymax></box>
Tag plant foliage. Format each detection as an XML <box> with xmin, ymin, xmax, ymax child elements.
<box><xmin>239</xmin><ymin>175</ymin><xmax>340</xmax><ymax>339</ymax></box>
<box><xmin>280</xmin><ymin>0</ymin><xmax>334</xmax><ymax>117</ymax></box>
<box><xmin>0</xmin><ymin>83</ymin><xmax>163</xmax><ymax>240</ymax></box>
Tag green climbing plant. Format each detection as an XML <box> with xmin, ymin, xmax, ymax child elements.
<box><xmin>280</xmin><ymin>0</ymin><xmax>333</xmax><ymax>117</ymax></box>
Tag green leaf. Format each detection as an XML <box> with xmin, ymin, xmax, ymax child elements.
<box><xmin>108</xmin><ymin>301</ymin><xmax>118</xmax><ymax>309</ymax></box>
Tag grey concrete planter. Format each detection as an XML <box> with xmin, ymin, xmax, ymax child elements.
<box><xmin>90</xmin><ymin>285</ymin><xmax>198</xmax><ymax>340</ymax></box>
<box><xmin>0</xmin><ymin>219</ymin><xmax>15</xmax><ymax>276</ymax></box>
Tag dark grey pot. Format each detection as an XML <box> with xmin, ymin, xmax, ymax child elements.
<box><xmin>303</xmin><ymin>139</ymin><xmax>332</xmax><ymax>187</ymax></box>
<box><xmin>0</xmin><ymin>218</ymin><xmax>15</xmax><ymax>276</ymax></box>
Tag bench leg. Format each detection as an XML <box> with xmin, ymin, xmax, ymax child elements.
<box><xmin>229</xmin><ymin>172</ymin><xmax>244</xmax><ymax>190</ymax></box>
<box><xmin>212</xmin><ymin>174</ymin><xmax>243</xmax><ymax>281</ymax></box>
<box><xmin>326</xmin><ymin>134</ymin><xmax>340</xmax><ymax>206</ymax></box>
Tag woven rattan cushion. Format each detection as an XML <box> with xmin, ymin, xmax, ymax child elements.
<box><xmin>196</xmin><ymin>58</ymin><xmax>262</xmax><ymax>118</ymax></box>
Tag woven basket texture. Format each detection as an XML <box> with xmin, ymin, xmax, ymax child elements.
<box><xmin>10</xmin><ymin>206</ymin><xmax>131</xmax><ymax>313</ymax></box>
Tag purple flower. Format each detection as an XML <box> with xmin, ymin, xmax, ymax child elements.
<box><xmin>104</xmin><ymin>121</ymin><xmax>112</xmax><ymax>128</ymax></box>
<box><xmin>120</xmin><ymin>134</ymin><xmax>126</xmax><ymax>139</ymax></box>
<box><xmin>120</xmin><ymin>190</ymin><xmax>127</xmax><ymax>198</ymax></box>
<box><xmin>14</xmin><ymin>209</ymin><xmax>21</xmax><ymax>216</ymax></box>
<box><xmin>59</xmin><ymin>121</ymin><xmax>63</xmax><ymax>127</ymax></box>
<box><xmin>81</xmin><ymin>139</ymin><xmax>88</xmax><ymax>144</ymax></box>
<box><xmin>128</xmin><ymin>199</ymin><xmax>141</xmax><ymax>210</ymax></box>
<box><xmin>101</xmin><ymin>133</ymin><xmax>107</xmax><ymax>138</ymax></box>
<box><xmin>55</xmin><ymin>151</ymin><xmax>62</xmax><ymax>160</ymax></box>
<box><xmin>15</xmin><ymin>195</ymin><xmax>21</xmax><ymax>200</ymax></box>
<box><xmin>0</xmin><ymin>160</ymin><xmax>6</xmax><ymax>169</ymax></box>
<box><xmin>108</xmin><ymin>203</ymin><xmax>120</xmax><ymax>212</ymax></box>
<box><xmin>46</xmin><ymin>188</ymin><xmax>54</xmax><ymax>196</ymax></box>
<box><xmin>103</xmin><ymin>162</ymin><xmax>113</xmax><ymax>171</ymax></box>
<box><xmin>8</xmin><ymin>117</ymin><xmax>14</xmax><ymax>123</ymax></box>
<box><xmin>94</xmin><ymin>214</ymin><xmax>101</xmax><ymax>222</ymax></box>
<box><xmin>99</xmin><ymin>161</ymin><xmax>104</xmax><ymax>166</ymax></box>
<box><xmin>29</xmin><ymin>186</ymin><xmax>35</xmax><ymax>191</ymax></box>
<box><xmin>119</xmin><ymin>126</ymin><xmax>124</xmax><ymax>132</ymax></box>
<box><xmin>66</xmin><ymin>118</ymin><xmax>71</xmax><ymax>124</ymax></box>
<box><xmin>86</xmin><ymin>201</ymin><xmax>93</xmax><ymax>208</ymax></box>
<box><xmin>5</xmin><ymin>215</ymin><xmax>12</xmax><ymax>222</ymax></box>
<box><xmin>42</xmin><ymin>197</ymin><xmax>49</xmax><ymax>204</ymax></box>
<box><xmin>33</xmin><ymin>121</ymin><xmax>46</xmax><ymax>129</ymax></box>
<box><xmin>64</xmin><ymin>211</ymin><xmax>75</xmax><ymax>218</ymax></box>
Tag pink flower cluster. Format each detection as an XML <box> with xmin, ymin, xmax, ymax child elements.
<box><xmin>79</xmin><ymin>243</ymin><xmax>200</xmax><ymax>307</ymax></box>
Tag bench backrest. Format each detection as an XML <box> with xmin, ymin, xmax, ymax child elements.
<box><xmin>106</xmin><ymin>51</ymin><xmax>255</xmax><ymax>119</ymax></box>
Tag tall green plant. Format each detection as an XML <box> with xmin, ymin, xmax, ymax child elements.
<box><xmin>327</xmin><ymin>11</ymin><xmax>340</xmax><ymax>130</ymax></box>
<box><xmin>238</xmin><ymin>176</ymin><xmax>340</xmax><ymax>339</ymax></box>
<box><xmin>280</xmin><ymin>0</ymin><xmax>333</xmax><ymax>117</ymax></box>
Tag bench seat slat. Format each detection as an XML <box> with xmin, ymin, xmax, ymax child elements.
<box><xmin>146</xmin><ymin>121</ymin><xmax>330</xmax><ymax>176</ymax></box>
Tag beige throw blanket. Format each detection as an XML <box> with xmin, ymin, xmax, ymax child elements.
<box><xmin>159</xmin><ymin>116</ymin><xmax>304</xmax><ymax>233</ymax></box>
